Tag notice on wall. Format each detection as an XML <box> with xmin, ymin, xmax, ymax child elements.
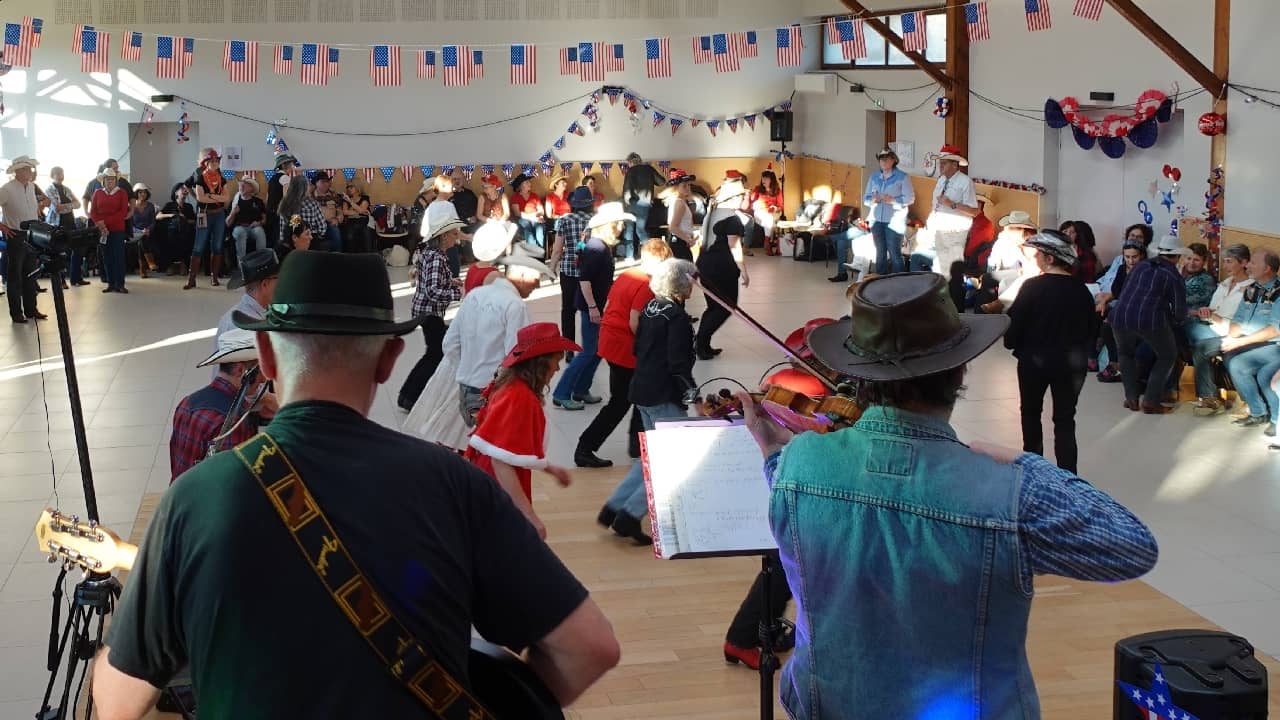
<box><xmin>218</xmin><ymin>146</ymin><xmax>244</xmax><ymax>170</ymax></box>
<box><xmin>890</xmin><ymin>141</ymin><xmax>915</xmax><ymax>170</ymax></box>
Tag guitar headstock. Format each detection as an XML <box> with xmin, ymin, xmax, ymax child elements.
<box><xmin>33</xmin><ymin>509</ymin><xmax>137</xmax><ymax>574</ymax></box>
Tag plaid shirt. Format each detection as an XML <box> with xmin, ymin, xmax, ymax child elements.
<box><xmin>279</xmin><ymin>196</ymin><xmax>329</xmax><ymax>245</ymax></box>
<box><xmin>169</xmin><ymin>376</ymin><xmax>258</xmax><ymax>482</ymax></box>
<box><xmin>1111</xmin><ymin>257</ymin><xmax>1187</xmax><ymax>332</ymax></box>
<box><xmin>411</xmin><ymin>248</ymin><xmax>462</xmax><ymax>318</ymax></box>
<box><xmin>554</xmin><ymin>210</ymin><xmax>592</xmax><ymax>277</ymax></box>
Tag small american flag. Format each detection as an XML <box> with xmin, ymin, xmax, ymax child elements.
<box><xmin>775</xmin><ymin>25</ymin><xmax>803</xmax><ymax>68</ymax></box>
<box><xmin>401</xmin><ymin>166</ymin><xmax>415</xmax><ymax>183</ymax></box>
<box><xmin>1073</xmin><ymin>0</ymin><xmax>1104</xmax><ymax>20</ymax></box>
<box><xmin>901</xmin><ymin>12</ymin><xmax>927</xmax><ymax>53</ymax></box>
<box><xmin>73</xmin><ymin>24</ymin><xmax>90</xmax><ymax>53</ymax></box>
<box><xmin>559</xmin><ymin>46</ymin><xmax>578</xmax><ymax>75</ymax></box>
<box><xmin>1025</xmin><ymin>0</ymin><xmax>1053</xmax><ymax>31</ymax></box>
<box><xmin>692</xmin><ymin>36</ymin><xmax>712</xmax><ymax>64</ymax></box>
<box><xmin>156</xmin><ymin>36</ymin><xmax>185</xmax><ymax>79</ymax></box>
<box><xmin>370</xmin><ymin>45</ymin><xmax>401</xmax><ymax>87</ymax></box>
<box><xmin>510</xmin><ymin>44</ymin><xmax>537</xmax><ymax>85</ymax></box>
<box><xmin>578</xmin><ymin>42</ymin><xmax>605</xmax><ymax>82</ymax></box>
<box><xmin>327</xmin><ymin>46</ymin><xmax>340</xmax><ymax>75</ymax></box>
<box><xmin>25</xmin><ymin>16</ymin><xmax>41</xmax><ymax>49</ymax></box>
<box><xmin>301</xmin><ymin>43</ymin><xmax>328</xmax><ymax>85</ymax></box>
<box><xmin>121</xmin><ymin>31</ymin><xmax>142</xmax><ymax>61</ymax></box>
<box><xmin>362</xmin><ymin>167</ymin><xmax>376</xmax><ymax>183</ymax></box>
<box><xmin>472</xmin><ymin>49</ymin><xmax>484</xmax><ymax>79</ymax></box>
<box><xmin>274</xmin><ymin>44</ymin><xmax>293</xmax><ymax>75</ymax></box>
<box><xmin>827</xmin><ymin>17</ymin><xmax>867</xmax><ymax>60</ymax></box>
<box><xmin>226</xmin><ymin>40</ymin><xmax>258</xmax><ymax>83</ymax></box>
<box><xmin>645</xmin><ymin>38</ymin><xmax>671</xmax><ymax>78</ymax></box>
<box><xmin>183</xmin><ymin>37</ymin><xmax>195</xmax><ymax>67</ymax></box>
<box><xmin>80</xmin><ymin>29</ymin><xmax>110</xmax><ymax>73</ymax></box>
<box><xmin>712</xmin><ymin>33</ymin><xmax>739</xmax><ymax>73</ymax></box>
<box><xmin>965</xmin><ymin>3</ymin><xmax>991</xmax><ymax>42</ymax></box>
<box><xmin>442</xmin><ymin>45</ymin><xmax>471</xmax><ymax>87</ymax></box>
<box><xmin>606</xmin><ymin>43</ymin><xmax>625</xmax><ymax>72</ymax></box>
<box><xmin>3</xmin><ymin>23</ymin><xmax>33</xmax><ymax>67</ymax></box>
<box><xmin>735</xmin><ymin>31</ymin><xmax>759</xmax><ymax>58</ymax></box>
<box><xmin>417</xmin><ymin>49</ymin><xmax>436</xmax><ymax>78</ymax></box>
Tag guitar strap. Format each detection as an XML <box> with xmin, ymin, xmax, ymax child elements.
<box><xmin>234</xmin><ymin>431</ymin><xmax>496</xmax><ymax>720</ymax></box>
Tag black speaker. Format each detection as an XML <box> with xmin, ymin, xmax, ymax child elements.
<box><xmin>770</xmin><ymin>111</ymin><xmax>794</xmax><ymax>142</ymax></box>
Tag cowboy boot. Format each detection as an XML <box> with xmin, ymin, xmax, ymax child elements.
<box><xmin>184</xmin><ymin>256</ymin><xmax>201</xmax><ymax>290</ymax></box>
<box><xmin>144</xmin><ymin>252</ymin><xmax>159</xmax><ymax>271</ymax></box>
<box><xmin>209</xmin><ymin>254</ymin><xmax>222</xmax><ymax>287</ymax></box>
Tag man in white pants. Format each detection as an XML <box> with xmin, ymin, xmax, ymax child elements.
<box><xmin>926</xmin><ymin>145</ymin><xmax>979</xmax><ymax>278</ymax></box>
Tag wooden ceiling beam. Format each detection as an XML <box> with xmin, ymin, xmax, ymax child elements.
<box><xmin>835</xmin><ymin>0</ymin><xmax>954</xmax><ymax>91</ymax></box>
<box><xmin>1103</xmin><ymin>0</ymin><xmax>1225</xmax><ymax>97</ymax></box>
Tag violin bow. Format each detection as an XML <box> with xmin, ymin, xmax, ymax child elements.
<box><xmin>694</xmin><ymin>277</ymin><xmax>840</xmax><ymax>394</ymax></box>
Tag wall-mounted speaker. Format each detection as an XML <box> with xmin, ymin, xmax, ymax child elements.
<box><xmin>770</xmin><ymin>111</ymin><xmax>794</xmax><ymax>143</ymax></box>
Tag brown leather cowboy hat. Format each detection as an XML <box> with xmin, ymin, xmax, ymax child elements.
<box><xmin>807</xmin><ymin>273</ymin><xmax>1008</xmax><ymax>381</ymax></box>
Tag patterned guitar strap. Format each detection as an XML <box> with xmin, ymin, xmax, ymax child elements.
<box><xmin>234</xmin><ymin>432</ymin><xmax>496</xmax><ymax>720</ymax></box>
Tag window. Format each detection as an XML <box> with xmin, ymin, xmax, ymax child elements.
<box><xmin>821</xmin><ymin>10</ymin><xmax>947</xmax><ymax>69</ymax></box>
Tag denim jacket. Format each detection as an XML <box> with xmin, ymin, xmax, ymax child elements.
<box><xmin>1230</xmin><ymin>276</ymin><xmax>1280</xmax><ymax>336</ymax></box>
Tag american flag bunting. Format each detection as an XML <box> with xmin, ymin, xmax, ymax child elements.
<box><xmin>735</xmin><ymin>31</ymin><xmax>759</xmax><ymax>58</ymax></box>
<box><xmin>341</xmin><ymin>168</ymin><xmax>357</xmax><ymax>182</ymax></box>
<box><xmin>775</xmin><ymin>25</ymin><xmax>803</xmax><ymax>68</ymax></box>
<box><xmin>965</xmin><ymin>3</ymin><xmax>991</xmax><ymax>42</ymax></box>
<box><xmin>417</xmin><ymin>49</ymin><xmax>436</xmax><ymax>79</ymax></box>
<box><xmin>472</xmin><ymin>49</ymin><xmax>484</xmax><ymax>79</ymax></box>
<box><xmin>370</xmin><ymin>44</ymin><xmax>401</xmax><ymax>87</ymax></box>
<box><xmin>3</xmin><ymin>23</ymin><xmax>33</xmax><ymax>67</ymax></box>
<box><xmin>692</xmin><ymin>36</ymin><xmax>712</xmax><ymax>64</ymax></box>
<box><xmin>1025</xmin><ymin>0</ymin><xmax>1053</xmax><ymax>31</ymax></box>
<box><xmin>712</xmin><ymin>33</ymin><xmax>739</xmax><ymax>73</ymax></box>
<box><xmin>901</xmin><ymin>12</ymin><xmax>927</xmax><ymax>53</ymax></box>
<box><xmin>510</xmin><ymin>44</ymin><xmax>537</xmax><ymax>85</ymax></box>
<box><xmin>645</xmin><ymin>38</ymin><xmax>671</xmax><ymax>78</ymax></box>
<box><xmin>25</xmin><ymin>16</ymin><xmax>41</xmax><ymax>49</ymax></box>
<box><xmin>1073</xmin><ymin>0</ymin><xmax>1104</xmax><ymax>20</ymax></box>
<box><xmin>380</xmin><ymin>167</ymin><xmax>396</xmax><ymax>183</ymax></box>
<box><xmin>827</xmin><ymin>17</ymin><xmax>867</xmax><ymax>60</ymax></box>
<box><xmin>442</xmin><ymin>45</ymin><xmax>471</xmax><ymax>87</ymax></box>
<box><xmin>401</xmin><ymin>166</ymin><xmax>415</xmax><ymax>182</ymax></box>
<box><xmin>183</xmin><ymin>37</ymin><xmax>195</xmax><ymax>67</ymax></box>
<box><xmin>156</xmin><ymin>36</ymin><xmax>185</xmax><ymax>79</ymax></box>
<box><xmin>73</xmin><ymin>24</ymin><xmax>90</xmax><ymax>53</ymax></box>
<box><xmin>274</xmin><ymin>44</ymin><xmax>294</xmax><ymax>75</ymax></box>
<box><xmin>226</xmin><ymin>40</ymin><xmax>258</xmax><ymax>82</ymax></box>
<box><xmin>559</xmin><ymin>46</ymin><xmax>578</xmax><ymax>75</ymax></box>
<box><xmin>80</xmin><ymin>29</ymin><xmax>109</xmax><ymax>73</ymax></box>
<box><xmin>327</xmin><ymin>47</ymin><xmax>340</xmax><ymax>75</ymax></box>
<box><xmin>121</xmin><ymin>31</ymin><xmax>142</xmax><ymax>61</ymax></box>
<box><xmin>301</xmin><ymin>43</ymin><xmax>328</xmax><ymax>85</ymax></box>
<box><xmin>362</xmin><ymin>167</ymin><xmax>376</xmax><ymax>183</ymax></box>
<box><xmin>578</xmin><ymin>42</ymin><xmax>605</xmax><ymax>82</ymax></box>
<box><xmin>606</xmin><ymin>43</ymin><xmax>625</xmax><ymax>72</ymax></box>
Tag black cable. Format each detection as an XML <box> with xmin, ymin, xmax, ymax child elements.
<box><xmin>864</xmin><ymin>86</ymin><xmax>941</xmax><ymax>113</ymax></box>
<box><xmin>1229</xmin><ymin>83</ymin><xmax>1280</xmax><ymax>110</ymax></box>
<box><xmin>33</xmin><ymin>308</ymin><xmax>59</xmax><ymax>508</ymax></box>
<box><xmin>115</xmin><ymin>106</ymin><xmax>153</xmax><ymax>166</ymax></box>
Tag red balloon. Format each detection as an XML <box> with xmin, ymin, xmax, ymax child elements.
<box><xmin>1198</xmin><ymin>112</ymin><xmax>1226</xmax><ymax>136</ymax></box>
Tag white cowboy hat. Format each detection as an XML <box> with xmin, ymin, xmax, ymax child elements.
<box><xmin>998</xmin><ymin>210</ymin><xmax>1035</xmax><ymax>230</ymax></box>
<box><xmin>6</xmin><ymin>155</ymin><xmax>38</xmax><ymax>174</ymax></box>
<box><xmin>101</xmin><ymin>166</ymin><xmax>119</xmax><ymax>178</ymax></box>
<box><xmin>132</xmin><ymin>182</ymin><xmax>150</xmax><ymax>193</ymax></box>
<box><xmin>1154</xmin><ymin>235</ymin><xmax>1191</xmax><ymax>256</ymax></box>
<box><xmin>426</xmin><ymin>202</ymin><xmax>467</xmax><ymax>240</ymax></box>
<box><xmin>587</xmin><ymin>201</ymin><xmax>636</xmax><ymax>230</ymax></box>
<box><xmin>975</xmin><ymin>192</ymin><xmax>994</xmax><ymax>206</ymax></box>
<box><xmin>238</xmin><ymin>175</ymin><xmax>260</xmax><ymax>192</ymax></box>
<box><xmin>197</xmin><ymin>329</ymin><xmax>260</xmax><ymax>368</ymax></box>
<box><xmin>471</xmin><ymin>221</ymin><xmax>518</xmax><ymax>262</ymax></box>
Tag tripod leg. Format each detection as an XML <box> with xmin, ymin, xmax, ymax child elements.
<box><xmin>36</xmin><ymin>589</ymin><xmax>79</xmax><ymax>719</ymax></box>
<box><xmin>757</xmin><ymin>555</ymin><xmax>778</xmax><ymax>720</ymax></box>
<box><xmin>55</xmin><ymin>605</ymin><xmax>90</xmax><ymax>720</ymax></box>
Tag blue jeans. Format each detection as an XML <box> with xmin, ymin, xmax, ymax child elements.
<box><xmin>605</xmin><ymin>401</ymin><xmax>686</xmax><ymax>518</ymax></box>
<box><xmin>623</xmin><ymin>203</ymin><xmax>651</xmax><ymax>260</ymax></box>
<box><xmin>103</xmin><ymin>230</ymin><xmax>127</xmax><ymax>289</ymax></box>
<box><xmin>908</xmin><ymin>250</ymin><xmax>935</xmax><ymax>272</ymax></box>
<box><xmin>553</xmin><ymin>310</ymin><xmax>601</xmax><ymax>401</ymax></box>
<box><xmin>833</xmin><ymin>227</ymin><xmax>865</xmax><ymax>271</ymax></box>
<box><xmin>516</xmin><ymin>218</ymin><xmax>545</xmax><ymax>250</ymax></box>
<box><xmin>231</xmin><ymin>225</ymin><xmax>267</xmax><ymax>260</ymax></box>
<box><xmin>68</xmin><ymin>248</ymin><xmax>84</xmax><ymax>284</ymax></box>
<box><xmin>192</xmin><ymin>210</ymin><xmax>226</xmax><ymax>255</ymax></box>
<box><xmin>1184</xmin><ymin>318</ymin><xmax>1224</xmax><ymax>398</ymax></box>
<box><xmin>871</xmin><ymin>222</ymin><xmax>905</xmax><ymax>274</ymax></box>
<box><xmin>1225</xmin><ymin>343</ymin><xmax>1280</xmax><ymax>418</ymax></box>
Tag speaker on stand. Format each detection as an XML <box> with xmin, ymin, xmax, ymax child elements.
<box><xmin>769</xmin><ymin>111</ymin><xmax>795</xmax><ymax>221</ymax></box>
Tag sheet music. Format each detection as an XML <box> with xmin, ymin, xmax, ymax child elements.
<box><xmin>642</xmin><ymin>421</ymin><xmax>777</xmax><ymax>558</ymax></box>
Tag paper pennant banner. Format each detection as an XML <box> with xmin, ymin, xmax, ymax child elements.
<box><xmin>744</xmin><ymin>114</ymin><xmax>757</xmax><ymax>131</ymax></box>
<box><xmin>327</xmin><ymin>169</ymin><xmax>340</xmax><ymax>182</ymax></box>
<box><xmin>658</xmin><ymin>160</ymin><xmax>671</xmax><ymax>171</ymax></box>
<box><xmin>599</xmin><ymin>162</ymin><xmax>613</xmax><ymax>178</ymax></box>
<box><xmin>553</xmin><ymin>136</ymin><xmax>566</xmax><ymax>150</ymax></box>
<box><xmin>304</xmin><ymin>169</ymin><xmax>319</xmax><ymax>181</ymax></box>
<box><xmin>359</xmin><ymin>167</ymin><xmax>373</xmax><ymax>183</ymax></box>
<box><xmin>618</xmin><ymin>162</ymin><xmax>630</xmax><ymax>174</ymax></box>
<box><xmin>441</xmin><ymin>165</ymin><xmax>456</xmax><ymax>176</ymax></box>
<box><xmin>568</xmin><ymin>121</ymin><xmax>584</xmax><ymax>137</ymax></box>
<box><xmin>579</xmin><ymin>161</ymin><xmax>594</xmax><ymax>174</ymax></box>
<box><xmin>690</xmin><ymin>119</ymin><xmax>701</xmax><ymax>127</ymax></box>
<box><xmin>501</xmin><ymin>163</ymin><xmax>515</xmax><ymax>178</ymax></box>
<box><xmin>606</xmin><ymin>88</ymin><xmax>622</xmax><ymax>105</ymax></box>
<box><xmin>379</xmin><ymin>166</ymin><xmax>396</xmax><ymax>182</ymax></box>
<box><xmin>780</xmin><ymin>101</ymin><xmax>792</xmax><ymax>111</ymax></box>
<box><xmin>401</xmin><ymin>165</ymin><xmax>415</xmax><ymax>182</ymax></box>
<box><xmin>707</xmin><ymin>120</ymin><xmax>720</xmax><ymax>137</ymax></box>
<box><xmin>652</xmin><ymin>111</ymin><xmax>667</xmax><ymax>128</ymax></box>
<box><xmin>669</xmin><ymin>118</ymin><xmax>684</xmax><ymax>136</ymax></box>
<box><xmin>521</xmin><ymin>163</ymin><xmax>537</xmax><ymax>177</ymax></box>
<box><xmin>727</xmin><ymin>118</ymin><xmax>739</xmax><ymax>133</ymax></box>
<box><xmin>538</xmin><ymin>150</ymin><xmax>554</xmax><ymax>163</ymax></box>
<box><xmin>263</xmin><ymin>168</ymin><xmax>278</xmax><ymax>181</ymax></box>
<box><xmin>340</xmin><ymin>168</ymin><xmax>356</xmax><ymax>181</ymax></box>
<box><xmin>623</xmin><ymin>91</ymin><xmax>635</xmax><ymax>103</ymax></box>
<box><xmin>560</xmin><ymin>162</ymin><xmax>574</xmax><ymax>174</ymax></box>
<box><xmin>221</xmin><ymin>169</ymin><xmax>236</xmax><ymax>181</ymax></box>
<box><xmin>416</xmin><ymin>165</ymin><xmax>432</xmax><ymax>180</ymax></box>
<box><xmin>481</xmin><ymin>164</ymin><xmax>495</xmax><ymax>176</ymax></box>
<box><xmin>460</xmin><ymin>164</ymin><xmax>475</xmax><ymax>180</ymax></box>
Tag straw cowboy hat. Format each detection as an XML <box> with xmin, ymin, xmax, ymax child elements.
<box><xmin>234</xmin><ymin>251</ymin><xmax>425</xmax><ymax>336</ymax></box>
<box><xmin>1154</xmin><ymin>235</ymin><xmax>1191</xmax><ymax>256</ymax></box>
<box><xmin>807</xmin><ymin>273</ymin><xmax>1008</xmax><ymax>382</ymax></box>
<box><xmin>587</xmin><ymin>202</ymin><xmax>636</xmax><ymax>230</ymax></box>
<box><xmin>547</xmin><ymin>171</ymin><xmax>570</xmax><ymax>188</ymax></box>
<box><xmin>998</xmin><ymin>210</ymin><xmax>1035</xmax><ymax>231</ymax></box>
<box><xmin>132</xmin><ymin>182</ymin><xmax>150</xmax><ymax>194</ymax></box>
<box><xmin>500</xmin><ymin>322</ymin><xmax>582</xmax><ymax>368</ymax></box>
<box><xmin>197</xmin><ymin>328</ymin><xmax>260</xmax><ymax>368</ymax></box>
<box><xmin>238</xmin><ymin>175</ymin><xmax>260</xmax><ymax>192</ymax></box>
<box><xmin>1023</xmin><ymin>230</ymin><xmax>1078</xmax><ymax>267</ymax></box>
<box><xmin>5</xmin><ymin>155</ymin><xmax>38</xmax><ymax>174</ymax></box>
<box><xmin>937</xmin><ymin>144</ymin><xmax>968</xmax><ymax>167</ymax></box>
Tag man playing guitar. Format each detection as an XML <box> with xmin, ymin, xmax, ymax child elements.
<box><xmin>93</xmin><ymin>252</ymin><xmax>619</xmax><ymax>719</ymax></box>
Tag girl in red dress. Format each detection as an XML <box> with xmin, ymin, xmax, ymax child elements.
<box><xmin>465</xmin><ymin>322</ymin><xmax>581</xmax><ymax>539</ymax></box>
<box><xmin>750</xmin><ymin>168</ymin><xmax>785</xmax><ymax>256</ymax></box>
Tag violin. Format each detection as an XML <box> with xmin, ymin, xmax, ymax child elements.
<box><xmin>693</xmin><ymin>279</ymin><xmax>863</xmax><ymax>435</ymax></box>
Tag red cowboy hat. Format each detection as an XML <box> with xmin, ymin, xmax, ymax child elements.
<box><xmin>200</xmin><ymin>148</ymin><xmax>222</xmax><ymax>165</ymax></box>
<box><xmin>482</xmin><ymin>173</ymin><xmax>502</xmax><ymax>188</ymax></box>
<box><xmin>665</xmin><ymin>168</ymin><xmax>697</xmax><ymax>186</ymax></box>
<box><xmin>501</xmin><ymin>322</ymin><xmax>582</xmax><ymax>367</ymax></box>
<box><xmin>783</xmin><ymin>317</ymin><xmax>838</xmax><ymax>359</ymax></box>
<box><xmin>723</xmin><ymin>169</ymin><xmax>746</xmax><ymax>180</ymax></box>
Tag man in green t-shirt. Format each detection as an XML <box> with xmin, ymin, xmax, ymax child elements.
<box><xmin>94</xmin><ymin>251</ymin><xmax>619</xmax><ymax>719</ymax></box>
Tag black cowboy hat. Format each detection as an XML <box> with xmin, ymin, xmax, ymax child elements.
<box><xmin>227</xmin><ymin>249</ymin><xmax>281</xmax><ymax>290</ymax></box>
<box><xmin>509</xmin><ymin>173</ymin><xmax>532</xmax><ymax>191</ymax></box>
<box><xmin>807</xmin><ymin>273</ymin><xmax>1008</xmax><ymax>381</ymax></box>
<box><xmin>233</xmin><ymin>251</ymin><xmax>425</xmax><ymax>336</ymax></box>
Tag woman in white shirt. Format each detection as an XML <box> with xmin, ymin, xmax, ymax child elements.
<box><xmin>660</xmin><ymin>169</ymin><xmax>698</xmax><ymax>260</ymax></box>
<box><xmin>1189</xmin><ymin>243</ymin><xmax>1254</xmax><ymax>415</ymax></box>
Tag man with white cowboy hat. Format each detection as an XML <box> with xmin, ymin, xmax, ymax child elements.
<box><xmin>552</xmin><ymin>201</ymin><xmax>634</xmax><ymax>411</ymax></box>
<box><xmin>397</xmin><ymin>204</ymin><xmax>467</xmax><ymax>411</ymax></box>
<box><xmin>2</xmin><ymin>155</ymin><xmax>47</xmax><ymax>322</ymax></box>
<box><xmin>734</xmin><ymin>272</ymin><xmax>1158</xmax><ymax>719</ymax></box>
<box><xmin>227</xmin><ymin>174</ymin><xmax>268</xmax><ymax>261</ymax></box>
<box><xmin>925</xmin><ymin>144</ymin><xmax>980</xmax><ymax>282</ymax></box>
<box><xmin>170</xmin><ymin>328</ymin><xmax>274</xmax><ymax>481</ymax></box>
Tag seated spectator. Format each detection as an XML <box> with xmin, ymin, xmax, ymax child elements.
<box><xmin>1060</xmin><ymin>220</ymin><xmax>1099</xmax><ymax>283</ymax></box>
<box><xmin>339</xmin><ymin>182</ymin><xmax>372</xmax><ymax>253</ymax></box>
<box><xmin>278</xmin><ymin>175</ymin><xmax>329</xmax><ymax>251</ymax></box>
<box><xmin>1182</xmin><ymin>242</ymin><xmax>1217</xmax><ymax>310</ymax></box>
<box><xmin>155</xmin><ymin>183</ymin><xmax>196</xmax><ymax>276</ymax></box>
<box><xmin>1096</xmin><ymin>223</ymin><xmax>1155</xmax><ymax>296</ymax></box>
<box><xmin>582</xmin><ymin>175</ymin><xmax>605</xmax><ymax>208</ymax></box>
<box><xmin>310</xmin><ymin>172</ymin><xmax>343</xmax><ymax>252</ymax></box>
<box><xmin>1110</xmin><ymin>235</ymin><xmax>1189</xmax><ymax>414</ymax></box>
<box><xmin>131</xmin><ymin>183</ymin><xmax>158</xmax><ymax>279</ymax></box>
<box><xmin>227</xmin><ymin>177</ymin><xmax>268</xmax><ymax>262</ymax></box>
<box><xmin>478</xmin><ymin>174</ymin><xmax>510</xmax><ymax>223</ymax></box>
<box><xmin>1221</xmin><ymin>250</ymin><xmax>1280</xmax><ymax>430</ymax></box>
<box><xmin>973</xmin><ymin>213</ymin><xmax>1036</xmax><ymax>313</ymax></box>
<box><xmin>510</xmin><ymin>174</ymin><xmax>545</xmax><ymax>251</ymax></box>
<box><xmin>963</xmin><ymin>194</ymin><xmax>995</xmax><ymax>275</ymax></box>
<box><xmin>1189</xmin><ymin>243</ymin><xmax>1253</xmax><ymax>415</ymax></box>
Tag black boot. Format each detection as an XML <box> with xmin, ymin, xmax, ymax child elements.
<box><xmin>828</xmin><ymin>272</ymin><xmax>849</xmax><ymax>283</ymax></box>
<box><xmin>575</xmin><ymin>448</ymin><xmax>613</xmax><ymax>468</ymax></box>
<box><xmin>610</xmin><ymin>511</ymin><xmax>653</xmax><ymax>545</ymax></box>
<box><xmin>596</xmin><ymin>506</ymin><xmax>617</xmax><ymax>529</ymax></box>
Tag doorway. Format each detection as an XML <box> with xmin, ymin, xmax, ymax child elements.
<box><xmin>124</xmin><ymin>121</ymin><xmax>200</xmax><ymax>198</ymax></box>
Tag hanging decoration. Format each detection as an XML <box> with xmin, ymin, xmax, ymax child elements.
<box><xmin>599</xmin><ymin>161</ymin><xmax>613</xmax><ymax>178</ymax></box>
<box><xmin>1197</xmin><ymin>111</ymin><xmax>1226</xmax><ymax>136</ymax></box>
<box><xmin>669</xmin><ymin>117</ymin><xmax>683</xmax><ymax>136</ymax></box>
<box><xmin>1137</xmin><ymin>200</ymin><xmax>1153</xmax><ymax>225</ymax></box>
<box><xmin>579</xmin><ymin>161</ymin><xmax>594</xmax><ymax>174</ymax></box>
<box><xmin>520</xmin><ymin>163</ymin><xmax>537</xmax><ymax>177</ymax></box>
<box><xmin>441</xmin><ymin>164</ymin><xmax>456</xmax><ymax>176</ymax></box>
<box><xmin>501</xmin><ymin>163</ymin><xmax>515</xmax><ymax>178</ymax></box>
<box><xmin>560</xmin><ymin>162</ymin><xmax>574</xmax><ymax>174</ymax></box>
<box><xmin>176</xmin><ymin>104</ymin><xmax>191</xmax><ymax>143</ymax></box>
<box><xmin>220</xmin><ymin>169</ymin><xmax>236</xmax><ymax>181</ymax></box>
<box><xmin>652</xmin><ymin>111</ymin><xmax>667</xmax><ymax>128</ymax></box>
<box><xmin>553</xmin><ymin>135</ymin><xmax>567</xmax><ymax>150</ymax></box>
<box><xmin>727</xmin><ymin>118</ymin><xmax>739</xmax><ymax>133</ymax></box>
<box><xmin>263</xmin><ymin>168</ymin><xmax>277</xmax><ymax>182</ymax></box>
<box><xmin>933</xmin><ymin>97</ymin><xmax>952</xmax><ymax>118</ymax></box>
<box><xmin>420</xmin><ymin>164</ymin><xmax>435</xmax><ymax>179</ymax></box>
<box><xmin>480</xmin><ymin>164</ymin><xmax>495</xmax><ymax>176</ymax></box>
<box><xmin>962</xmin><ymin>175</ymin><xmax>1049</xmax><ymax>196</ymax></box>
<box><xmin>1201</xmin><ymin>165</ymin><xmax>1224</xmax><ymax>256</ymax></box>
<box><xmin>340</xmin><ymin>168</ymin><xmax>356</xmax><ymax>181</ymax></box>
<box><xmin>658</xmin><ymin>160</ymin><xmax>671</xmax><ymax>172</ymax></box>
<box><xmin>1044</xmin><ymin>89</ymin><xmax>1173</xmax><ymax>158</ymax></box>
<box><xmin>744</xmin><ymin>114</ymin><xmax>757</xmax><ymax>131</ymax></box>
<box><xmin>605</xmin><ymin>87</ymin><xmax>622</xmax><ymax>105</ymax></box>
<box><xmin>379</xmin><ymin>166</ymin><xmax>395</xmax><ymax>182</ymax></box>
<box><xmin>618</xmin><ymin>162</ymin><xmax>630</xmax><ymax>174</ymax></box>
<box><xmin>707</xmin><ymin>119</ymin><xmax>720</xmax><ymax>137</ymax></box>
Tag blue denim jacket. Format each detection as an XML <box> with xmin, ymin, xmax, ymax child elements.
<box><xmin>1230</xmin><ymin>276</ymin><xmax>1280</xmax><ymax>336</ymax></box>
<box><xmin>771</xmin><ymin>407</ymin><xmax>1037</xmax><ymax>719</ymax></box>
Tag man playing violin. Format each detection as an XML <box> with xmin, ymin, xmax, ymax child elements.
<box><xmin>736</xmin><ymin>272</ymin><xmax>1158</xmax><ymax>719</ymax></box>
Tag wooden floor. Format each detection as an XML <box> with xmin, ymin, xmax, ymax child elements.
<box><xmin>127</xmin><ymin>457</ymin><xmax>1280</xmax><ymax>719</ymax></box>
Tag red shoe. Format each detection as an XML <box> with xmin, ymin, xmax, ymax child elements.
<box><xmin>723</xmin><ymin>642</ymin><xmax>761</xmax><ymax>670</ymax></box>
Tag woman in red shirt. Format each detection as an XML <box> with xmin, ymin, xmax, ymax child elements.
<box><xmin>89</xmin><ymin>167</ymin><xmax>132</xmax><ymax>293</ymax></box>
<box><xmin>574</xmin><ymin>238</ymin><xmax>674</xmax><ymax>467</ymax></box>
<box><xmin>477</xmin><ymin>174</ymin><xmax>509</xmax><ymax>223</ymax></box>
<box><xmin>465</xmin><ymin>322</ymin><xmax>579</xmax><ymax>539</ymax></box>
<box><xmin>750</xmin><ymin>168</ymin><xmax>785</xmax><ymax>256</ymax></box>
<box><xmin>582</xmin><ymin>175</ymin><xmax>605</xmax><ymax>209</ymax></box>
<box><xmin>510</xmin><ymin>174</ymin><xmax>545</xmax><ymax>251</ymax></box>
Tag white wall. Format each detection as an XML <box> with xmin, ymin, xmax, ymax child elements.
<box><xmin>0</xmin><ymin>0</ymin><xmax>805</xmax><ymax>193</ymax></box>
<box><xmin>1226</xmin><ymin>0</ymin><xmax>1280</xmax><ymax>235</ymax></box>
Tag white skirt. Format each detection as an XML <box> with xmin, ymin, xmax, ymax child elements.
<box><xmin>401</xmin><ymin>352</ymin><xmax>469</xmax><ymax>452</ymax></box>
